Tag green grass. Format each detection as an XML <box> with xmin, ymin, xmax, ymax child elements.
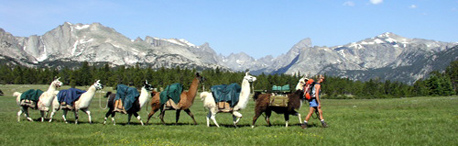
<box><xmin>0</xmin><ymin>84</ymin><xmax>457</xmax><ymax>146</ymax></box>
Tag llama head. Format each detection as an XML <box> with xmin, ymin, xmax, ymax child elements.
<box><xmin>93</xmin><ymin>80</ymin><xmax>103</xmax><ymax>90</ymax></box>
<box><xmin>143</xmin><ymin>80</ymin><xmax>153</xmax><ymax>91</ymax></box>
<box><xmin>52</xmin><ymin>77</ymin><xmax>63</xmax><ymax>88</ymax></box>
<box><xmin>196</xmin><ymin>72</ymin><xmax>206</xmax><ymax>83</ymax></box>
<box><xmin>244</xmin><ymin>72</ymin><xmax>257</xmax><ymax>83</ymax></box>
<box><xmin>295</xmin><ymin>75</ymin><xmax>309</xmax><ymax>91</ymax></box>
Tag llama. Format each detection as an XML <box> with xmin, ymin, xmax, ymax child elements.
<box><xmin>103</xmin><ymin>81</ymin><xmax>153</xmax><ymax>125</ymax></box>
<box><xmin>146</xmin><ymin>73</ymin><xmax>205</xmax><ymax>125</ymax></box>
<box><xmin>13</xmin><ymin>77</ymin><xmax>63</xmax><ymax>122</ymax></box>
<box><xmin>200</xmin><ymin>72</ymin><xmax>257</xmax><ymax>127</ymax></box>
<box><xmin>251</xmin><ymin>76</ymin><xmax>308</xmax><ymax>128</ymax></box>
<box><xmin>48</xmin><ymin>80</ymin><xmax>103</xmax><ymax>124</ymax></box>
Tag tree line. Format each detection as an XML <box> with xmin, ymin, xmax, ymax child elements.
<box><xmin>1</xmin><ymin>61</ymin><xmax>456</xmax><ymax>99</ymax></box>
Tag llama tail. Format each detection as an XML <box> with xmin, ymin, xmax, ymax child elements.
<box><xmin>199</xmin><ymin>92</ymin><xmax>207</xmax><ymax>101</ymax></box>
<box><xmin>105</xmin><ymin>91</ymin><xmax>112</xmax><ymax>98</ymax></box>
<box><xmin>13</xmin><ymin>92</ymin><xmax>21</xmax><ymax>97</ymax></box>
<box><xmin>13</xmin><ymin>92</ymin><xmax>22</xmax><ymax>106</ymax></box>
<box><xmin>252</xmin><ymin>91</ymin><xmax>262</xmax><ymax>101</ymax></box>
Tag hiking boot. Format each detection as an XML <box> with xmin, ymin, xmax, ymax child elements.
<box><xmin>301</xmin><ymin>123</ymin><xmax>308</xmax><ymax>129</ymax></box>
<box><xmin>321</xmin><ymin>121</ymin><xmax>328</xmax><ymax>128</ymax></box>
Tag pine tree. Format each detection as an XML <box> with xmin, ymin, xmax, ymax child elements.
<box><xmin>13</xmin><ymin>66</ymin><xmax>24</xmax><ymax>84</ymax></box>
<box><xmin>426</xmin><ymin>71</ymin><xmax>442</xmax><ymax>96</ymax></box>
<box><xmin>79</xmin><ymin>61</ymin><xmax>91</xmax><ymax>85</ymax></box>
<box><xmin>445</xmin><ymin>60</ymin><xmax>458</xmax><ymax>94</ymax></box>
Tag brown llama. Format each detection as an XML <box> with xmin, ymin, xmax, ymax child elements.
<box><xmin>146</xmin><ymin>73</ymin><xmax>205</xmax><ymax>125</ymax></box>
<box><xmin>251</xmin><ymin>77</ymin><xmax>307</xmax><ymax>128</ymax></box>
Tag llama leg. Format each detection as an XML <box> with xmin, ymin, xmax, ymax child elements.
<box><xmin>17</xmin><ymin>109</ymin><xmax>23</xmax><ymax>122</ymax></box>
<box><xmin>40</xmin><ymin>111</ymin><xmax>45</xmax><ymax>122</ymax></box>
<box><xmin>111</xmin><ymin>112</ymin><xmax>116</xmax><ymax>125</ymax></box>
<box><xmin>210</xmin><ymin>109</ymin><xmax>219</xmax><ymax>128</ymax></box>
<box><xmin>232</xmin><ymin>111</ymin><xmax>242</xmax><ymax>127</ymax></box>
<box><xmin>103</xmin><ymin>111</ymin><xmax>110</xmax><ymax>125</ymax></box>
<box><xmin>296</xmin><ymin>113</ymin><xmax>302</xmax><ymax>125</ymax></box>
<box><xmin>133</xmin><ymin>112</ymin><xmax>144</xmax><ymax>126</ymax></box>
<box><xmin>159</xmin><ymin>109</ymin><xmax>166</xmax><ymax>124</ymax></box>
<box><xmin>265</xmin><ymin>110</ymin><xmax>272</xmax><ymax>126</ymax></box>
<box><xmin>206</xmin><ymin>112</ymin><xmax>211</xmax><ymax>127</ymax></box>
<box><xmin>62</xmin><ymin>110</ymin><xmax>68</xmax><ymax>123</ymax></box>
<box><xmin>73</xmin><ymin>110</ymin><xmax>79</xmax><ymax>124</ymax></box>
<box><xmin>175</xmin><ymin>110</ymin><xmax>181</xmax><ymax>124</ymax></box>
<box><xmin>252</xmin><ymin>111</ymin><xmax>262</xmax><ymax>128</ymax></box>
<box><xmin>146</xmin><ymin>108</ymin><xmax>158</xmax><ymax>125</ymax></box>
<box><xmin>104</xmin><ymin>109</ymin><xmax>114</xmax><ymax>125</ymax></box>
<box><xmin>284</xmin><ymin>114</ymin><xmax>290</xmax><ymax>127</ymax></box>
<box><xmin>49</xmin><ymin>110</ymin><xmax>55</xmax><ymax>122</ymax></box>
<box><xmin>81</xmin><ymin>109</ymin><xmax>92</xmax><ymax>124</ymax></box>
<box><xmin>23</xmin><ymin>107</ymin><xmax>33</xmax><ymax>122</ymax></box>
<box><xmin>184</xmin><ymin>109</ymin><xmax>197</xmax><ymax>125</ymax></box>
<box><xmin>127</xmin><ymin>113</ymin><xmax>132</xmax><ymax>125</ymax></box>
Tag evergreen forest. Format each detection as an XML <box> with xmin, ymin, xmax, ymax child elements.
<box><xmin>1</xmin><ymin>60</ymin><xmax>457</xmax><ymax>99</ymax></box>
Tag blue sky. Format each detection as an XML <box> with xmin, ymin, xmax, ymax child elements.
<box><xmin>1</xmin><ymin>0</ymin><xmax>457</xmax><ymax>58</ymax></box>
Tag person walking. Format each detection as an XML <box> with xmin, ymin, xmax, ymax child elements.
<box><xmin>302</xmin><ymin>75</ymin><xmax>328</xmax><ymax>129</ymax></box>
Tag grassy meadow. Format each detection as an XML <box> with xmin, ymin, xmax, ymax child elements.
<box><xmin>0</xmin><ymin>84</ymin><xmax>457</xmax><ymax>146</ymax></box>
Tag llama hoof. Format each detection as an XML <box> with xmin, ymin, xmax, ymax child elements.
<box><xmin>301</xmin><ymin>124</ymin><xmax>307</xmax><ymax>129</ymax></box>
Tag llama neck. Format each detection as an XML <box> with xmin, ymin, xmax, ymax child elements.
<box><xmin>47</xmin><ymin>83</ymin><xmax>56</xmax><ymax>92</ymax></box>
<box><xmin>40</xmin><ymin>91</ymin><xmax>58</xmax><ymax>107</ymax></box>
<box><xmin>76</xmin><ymin>85</ymin><xmax>96</xmax><ymax>108</ymax></box>
<box><xmin>186</xmin><ymin>78</ymin><xmax>199</xmax><ymax>102</ymax></box>
<box><xmin>40</xmin><ymin>82</ymin><xmax>57</xmax><ymax>104</ymax></box>
<box><xmin>234</xmin><ymin>79</ymin><xmax>251</xmax><ymax>110</ymax></box>
<box><xmin>295</xmin><ymin>83</ymin><xmax>303</xmax><ymax>91</ymax></box>
<box><xmin>139</xmin><ymin>87</ymin><xmax>151</xmax><ymax>109</ymax></box>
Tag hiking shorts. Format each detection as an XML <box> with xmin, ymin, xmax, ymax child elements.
<box><xmin>309</xmin><ymin>99</ymin><xmax>319</xmax><ymax>107</ymax></box>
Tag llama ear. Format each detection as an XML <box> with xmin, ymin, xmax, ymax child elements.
<box><xmin>145</xmin><ymin>80</ymin><xmax>148</xmax><ymax>85</ymax></box>
<box><xmin>196</xmin><ymin>72</ymin><xmax>200</xmax><ymax>77</ymax></box>
<box><xmin>96</xmin><ymin>80</ymin><xmax>100</xmax><ymax>84</ymax></box>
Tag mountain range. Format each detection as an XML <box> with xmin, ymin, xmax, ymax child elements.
<box><xmin>1</xmin><ymin>22</ymin><xmax>457</xmax><ymax>84</ymax></box>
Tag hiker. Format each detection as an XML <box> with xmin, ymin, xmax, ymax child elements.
<box><xmin>302</xmin><ymin>75</ymin><xmax>328</xmax><ymax>129</ymax></box>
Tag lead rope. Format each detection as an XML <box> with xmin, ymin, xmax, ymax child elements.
<box><xmin>312</xmin><ymin>107</ymin><xmax>320</xmax><ymax>119</ymax></box>
<box><xmin>145</xmin><ymin>90</ymin><xmax>153</xmax><ymax>112</ymax></box>
<box><xmin>251</xmin><ymin>82</ymin><xmax>254</xmax><ymax>95</ymax></box>
<box><xmin>99</xmin><ymin>91</ymin><xmax>107</xmax><ymax>110</ymax></box>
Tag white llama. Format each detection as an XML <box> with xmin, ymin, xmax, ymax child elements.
<box><xmin>49</xmin><ymin>80</ymin><xmax>103</xmax><ymax>124</ymax></box>
<box><xmin>13</xmin><ymin>77</ymin><xmax>63</xmax><ymax>122</ymax></box>
<box><xmin>200</xmin><ymin>72</ymin><xmax>257</xmax><ymax>127</ymax></box>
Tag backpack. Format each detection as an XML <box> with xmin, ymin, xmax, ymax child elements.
<box><xmin>304</xmin><ymin>79</ymin><xmax>316</xmax><ymax>100</ymax></box>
